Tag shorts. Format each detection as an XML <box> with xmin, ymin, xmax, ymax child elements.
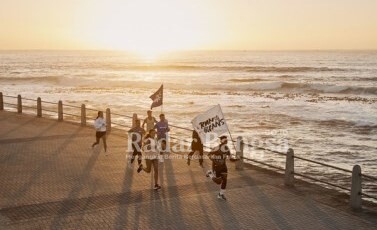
<box><xmin>213</xmin><ymin>165</ymin><xmax>228</xmax><ymax>177</ymax></box>
<box><xmin>96</xmin><ymin>131</ymin><xmax>106</xmax><ymax>138</ymax></box>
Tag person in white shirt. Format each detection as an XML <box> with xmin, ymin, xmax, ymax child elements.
<box><xmin>142</xmin><ymin>110</ymin><xmax>157</xmax><ymax>132</ymax></box>
<box><xmin>137</xmin><ymin>129</ymin><xmax>161</xmax><ymax>190</ymax></box>
<box><xmin>91</xmin><ymin>111</ymin><xmax>107</xmax><ymax>153</ymax></box>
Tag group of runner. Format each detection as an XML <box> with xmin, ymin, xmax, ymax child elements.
<box><xmin>92</xmin><ymin>110</ymin><xmax>236</xmax><ymax>200</ymax></box>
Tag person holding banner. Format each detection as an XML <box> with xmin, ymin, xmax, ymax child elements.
<box><xmin>137</xmin><ymin>129</ymin><xmax>161</xmax><ymax>190</ymax></box>
<box><xmin>206</xmin><ymin>136</ymin><xmax>237</xmax><ymax>201</ymax></box>
<box><xmin>187</xmin><ymin>130</ymin><xmax>204</xmax><ymax>167</ymax></box>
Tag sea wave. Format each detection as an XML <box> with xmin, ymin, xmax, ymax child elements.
<box><xmin>89</xmin><ymin>64</ymin><xmax>346</xmax><ymax>73</ymax></box>
<box><xmin>237</xmin><ymin>82</ymin><xmax>377</xmax><ymax>95</ymax></box>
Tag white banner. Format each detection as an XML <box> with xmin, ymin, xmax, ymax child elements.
<box><xmin>191</xmin><ymin>105</ymin><xmax>229</xmax><ymax>143</ymax></box>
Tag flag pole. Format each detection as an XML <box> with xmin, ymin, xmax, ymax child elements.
<box><xmin>218</xmin><ymin>104</ymin><xmax>237</xmax><ymax>157</ymax></box>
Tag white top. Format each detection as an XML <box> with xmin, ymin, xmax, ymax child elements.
<box><xmin>144</xmin><ymin>117</ymin><xmax>157</xmax><ymax>132</ymax></box>
<box><xmin>94</xmin><ymin>117</ymin><xmax>106</xmax><ymax>132</ymax></box>
<box><xmin>143</xmin><ymin>137</ymin><xmax>159</xmax><ymax>159</ymax></box>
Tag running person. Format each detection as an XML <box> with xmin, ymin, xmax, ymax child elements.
<box><xmin>92</xmin><ymin>111</ymin><xmax>107</xmax><ymax>153</ymax></box>
<box><xmin>137</xmin><ymin>129</ymin><xmax>161</xmax><ymax>190</ymax></box>
<box><xmin>128</xmin><ymin>119</ymin><xmax>145</xmax><ymax>165</ymax></box>
<box><xmin>142</xmin><ymin>110</ymin><xmax>157</xmax><ymax>132</ymax></box>
<box><xmin>187</xmin><ymin>130</ymin><xmax>204</xmax><ymax>167</ymax></box>
<box><xmin>206</xmin><ymin>136</ymin><xmax>237</xmax><ymax>200</ymax></box>
<box><xmin>155</xmin><ymin>114</ymin><xmax>170</xmax><ymax>151</ymax></box>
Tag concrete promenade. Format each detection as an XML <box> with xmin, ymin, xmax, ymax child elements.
<box><xmin>0</xmin><ymin>111</ymin><xmax>376</xmax><ymax>229</ymax></box>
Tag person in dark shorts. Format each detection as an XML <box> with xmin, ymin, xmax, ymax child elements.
<box><xmin>128</xmin><ymin>119</ymin><xmax>145</xmax><ymax>165</ymax></box>
<box><xmin>187</xmin><ymin>130</ymin><xmax>204</xmax><ymax>167</ymax></box>
<box><xmin>137</xmin><ymin>129</ymin><xmax>161</xmax><ymax>190</ymax></box>
<box><xmin>92</xmin><ymin>111</ymin><xmax>107</xmax><ymax>153</ymax></box>
<box><xmin>206</xmin><ymin>136</ymin><xmax>237</xmax><ymax>200</ymax></box>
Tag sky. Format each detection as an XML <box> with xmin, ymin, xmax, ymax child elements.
<box><xmin>0</xmin><ymin>0</ymin><xmax>377</xmax><ymax>52</ymax></box>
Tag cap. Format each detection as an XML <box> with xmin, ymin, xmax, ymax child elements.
<box><xmin>219</xmin><ymin>135</ymin><xmax>227</xmax><ymax>140</ymax></box>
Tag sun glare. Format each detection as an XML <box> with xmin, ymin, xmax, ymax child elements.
<box><xmin>77</xmin><ymin>0</ymin><xmax>206</xmax><ymax>59</ymax></box>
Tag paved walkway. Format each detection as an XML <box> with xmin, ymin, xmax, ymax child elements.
<box><xmin>0</xmin><ymin>111</ymin><xmax>376</xmax><ymax>230</ymax></box>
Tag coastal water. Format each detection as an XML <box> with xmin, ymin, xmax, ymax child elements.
<box><xmin>1</xmin><ymin>50</ymin><xmax>376</xmax><ymax>199</ymax></box>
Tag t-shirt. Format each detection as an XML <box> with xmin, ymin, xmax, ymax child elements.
<box><xmin>155</xmin><ymin>120</ymin><xmax>169</xmax><ymax>139</ymax></box>
<box><xmin>128</xmin><ymin>126</ymin><xmax>146</xmax><ymax>145</ymax></box>
<box><xmin>210</xmin><ymin>143</ymin><xmax>230</xmax><ymax>167</ymax></box>
<box><xmin>143</xmin><ymin>137</ymin><xmax>159</xmax><ymax>159</ymax></box>
<box><xmin>144</xmin><ymin>117</ymin><xmax>157</xmax><ymax>132</ymax></box>
<box><xmin>94</xmin><ymin>118</ymin><xmax>106</xmax><ymax>132</ymax></box>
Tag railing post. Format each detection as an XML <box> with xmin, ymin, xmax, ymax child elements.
<box><xmin>106</xmin><ymin>108</ymin><xmax>111</xmax><ymax>132</ymax></box>
<box><xmin>37</xmin><ymin>97</ymin><xmax>42</xmax><ymax>117</ymax></box>
<box><xmin>58</xmin><ymin>100</ymin><xmax>63</xmax><ymax>121</ymax></box>
<box><xmin>17</xmin><ymin>95</ymin><xmax>22</xmax><ymax>114</ymax></box>
<box><xmin>350</xmin><ymin>165</ymin><xmax>362</xmax><ymax>210</ymax></box>
<box><xmin>81</xmin><ymin>104</ymin><xmax>86</xmax><ymax>126</ymax></box>
<box><xmin>132</xmin><ymin>113</ymin><xmax>138</xmax><ymax>128</ymax></box>
<box><xmin>285</xmin><ymin>148</ymin><xmax>294</xmax><ymax>186</ymax></box>
<box><xmin>0</xmin><ymin>92</ymin><xmax>3</xmax><ymax>110</ymax></box>
<box><xmin>235</xmin><ymin>136</ymin><xmax>244</xmax><ymax>170</ymax></box>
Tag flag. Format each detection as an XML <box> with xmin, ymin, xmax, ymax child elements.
<box><xmin>150</xmin><ymin>84</ymin><xmax>163</xmax><ymax>110</ymax></box>
<box><xmin>191</xmin><ymin>105</ymin><xmax>230</xmax><ymax>143</ymax></box>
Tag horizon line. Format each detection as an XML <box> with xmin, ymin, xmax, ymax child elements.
<box><xmin>1</xmin><ymin>48</ymin><xmax>377</xmax><ymax>52</ymax></box>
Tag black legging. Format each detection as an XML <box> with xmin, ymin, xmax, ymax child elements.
<box><xmin>131</xmin><ymin>143</ymin><xmax>142</xmax><ymax>165</ymax></box>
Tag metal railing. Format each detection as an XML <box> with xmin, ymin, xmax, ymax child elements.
<box><xmin>0</xmin><ymin>92</ymin><xmax>376</xmax><ymax>209</ymax></box>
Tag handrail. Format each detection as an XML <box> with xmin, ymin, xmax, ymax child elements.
<box><xmin>293</xmin><ymin>172</ymin><xmax>350</xmax><ymax>191</ymax></box>
<box><xmin>1</xmin><ymin>93</ymin><xmax>376</xmax><ymax>185</ymax></box>
<box><xmin>244</xmin><ymin>143</ymin><xmax>287</xmax><ymax>156</ymax></box>
<box><xmin>63</xmin><ymin>104</ymin><xmax>82</xmax><ymax>109</ymax></box>
<box><xmin>41</xmin><ymin>100</ymin><xmax>58</xmax><ymax>105</ymax></box>
<box><xmin>62</xmin><ymin>112</ymin><xmax>81</xmax><ymax>118</ymax></box>
<box><xmin>241</xmin><ymin>156</ymin><xmax>285</xmax><ymax>171</ymax></box>
<box><xmin>3</xmin><ymin>102</ymin><xmax>17</xmax><ymax>106</ymax></box>
<box><xmin>361</xmin><ymin>174</ymin><xmax>377</xmax><ymax>181</ymax></box>
<box><xmin>170</xmin><ymin>124</ymin><xmax>192</xmax><ymax>131</ymax></box>
<box><xmin>3</xmin><ymin>95</ymin><xmax>18</xmax><ymax>99</ymax></box>
<box><xmin>111</xmin><ymin>112</ymin><xmax>133</xmax><ymax>119</ymax></box>
<box><xmin>293</xmin><ymin>155</ymin><xmax>353</xmax><ymax>174</ymax></box>
<box><xmin>22</xmin><ymin>97</ymin><xmax>38</xmax><ymax>102</ymax></box>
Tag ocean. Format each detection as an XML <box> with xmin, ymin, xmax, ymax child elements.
<box><xmin>1</xmin><ymin>50</ymin><xmax>376</xmax><ymax>199</ymax></box>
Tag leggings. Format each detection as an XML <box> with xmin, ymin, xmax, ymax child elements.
<box><xmin>131</xmin><ymin>143</ymin><xmax>142</xmax><ymax>165</ymax></box>
<box><xmin>143</xmin><ymin>159</ymin><xmax>159</xmax><ymax>185</ymax></box>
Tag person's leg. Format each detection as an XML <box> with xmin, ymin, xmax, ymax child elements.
<box><xmin>131</xmin><ymin>144</ymin><xmax>137</xmax><ymax>164</ymax></box>
<box><xmin>102</xmin><ymin>134</ymin><xmax>107</xmax><ymax>152</ymax></box>
<box><xmin>92</xmin><ymin>134</ymin><xmax>100</xmax><ymax>147</ymax></box>
<box><xmin>199</xmin><ymin>150</ymin><xmax>204</xmax><ymax>166</ymax></box>
<box><xmin>143</xmin><ymin>159</ymin><xmax>152</xmax><ymax>173</ymax></box>
<box><xmin>209</xmin><ymin>167</ymin><xmax>222</xmax><ymax>184</ymax></box>
<box><xmin>220</xmin><ymin>173</ymin><xmax>227</xmax><ymax>190</ymax></box>
<box><xmin>187</xmin><ymin>151</ymin><xmax>194</xmax><ymax>165</ymax></box>
<box><xmin>218</xmin><ymin>168</ymin><xmax>228</xmax><ymax>200</ymax></box>
<box><xmin>152</xmin><ymin>159</ymin><xmax>159</xmax><ymax>185</ymax></box>
<box><xmin>137</xmin><ymin>151</ymin><xmax>142</xmax><ymax>165</ymax></box>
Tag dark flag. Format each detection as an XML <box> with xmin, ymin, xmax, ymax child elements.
<box><xmin>150</xmin><ymin>84</ymin><xmax>163</xmax><ymax>110</ymax></box>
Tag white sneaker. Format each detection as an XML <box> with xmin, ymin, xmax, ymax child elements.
<box><xmin>206</xmin><ymin>170</ymin><xmax>213</xmax><ymax>178</ymax></box>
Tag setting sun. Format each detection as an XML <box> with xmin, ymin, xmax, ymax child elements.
<box><xmin>74</xmin><ymin>0</ymin><xmax>208</xmax><ymax>56</ymax></box>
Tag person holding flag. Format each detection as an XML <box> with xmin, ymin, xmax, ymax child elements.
<box><xmin>206</xmin><ymin>135</ymin><xmax>237</xmax><ymax>201</ymax></box>
<box><xmin>191</xmin><ymin>104</ymin><xmax>238</xmax><ymax>200</ymax></box>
